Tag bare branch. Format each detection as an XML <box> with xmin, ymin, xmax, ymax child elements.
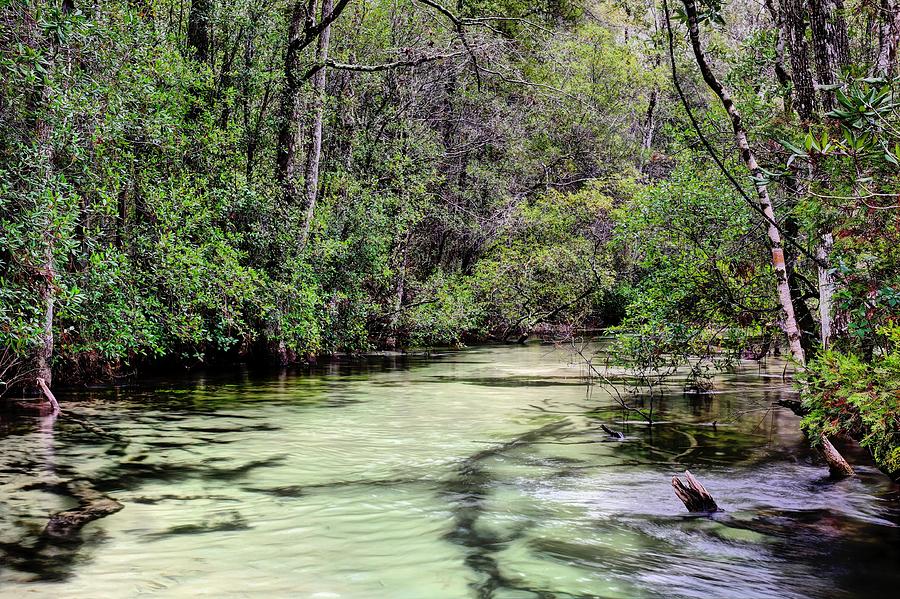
<box><xmin>302</xmin><ymin>50</ymin><xmax>467</xmax><ymax>80</ymax></box>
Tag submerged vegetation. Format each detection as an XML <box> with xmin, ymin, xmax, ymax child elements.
<box><xmin>1</xmin><ymin>1</ymin><xmax>899</xmax><ymax>473</ymax></box>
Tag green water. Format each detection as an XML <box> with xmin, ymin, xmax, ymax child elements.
<box><xmin>1</xmin><ymin>345</ymin><xmax>898</xmax><ymax>598</ymax></box>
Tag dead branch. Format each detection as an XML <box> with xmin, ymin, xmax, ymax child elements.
<box><xmin>672</xmin><ymin>470</ymin><xmax>720</xmax><ymax>512</ymax></box>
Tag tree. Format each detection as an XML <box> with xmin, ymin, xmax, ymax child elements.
<box><xmin>673</xmin><ymin>0</ymin><xmax>806</xmax><ymax>364</ymax></box>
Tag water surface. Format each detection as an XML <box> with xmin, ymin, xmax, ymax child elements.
<box><xmin>1</xmin><ymin>345</ymin><xmax>898</xmax><ymax>598</ymax></box>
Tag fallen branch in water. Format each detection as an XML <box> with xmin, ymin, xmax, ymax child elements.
<box><xmin>774</xmin><ymin>399</ymin><xmax>856</xmax><ymax>478</ymax></box>
<box><xmin>36</xmin><ymin>377</ymin><xmax>60</xmax><ymax>414</ymax></box>
<box><xmin>43</xmin><ymin>480</ymin><xmax>124</xmax><ymax>539</ymax></box>
<box><xmin>672</xmin><ymin>470</ymin><xmax>720</xmax><ymax>512</ymax></box>
<box><xmin>568</xmin><ymin>341</ymin><xmax>653</xmax><ymax>423</ymax></box>
<box><xmin>819</xmin><ymin>435</ymin><xmax>855</xmax><ymax>478</ymax></box>
<box><xmin>600</xmin><ymin>424</ymin><xmax>624</xmax><ymax>439</ymax></box>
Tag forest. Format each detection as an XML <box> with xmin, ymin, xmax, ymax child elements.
<box><xmin>1</xmin><ymin>0</ymin><xmax>900</xmax><ymax>594</ymax></box>
<box><xmin>4</xmin><ymin>0</ymin><xmax>898</xmax><ymax>474</ymax></box>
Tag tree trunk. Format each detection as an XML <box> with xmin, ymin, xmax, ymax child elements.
<box><xmin>32</xmin><ymin>0</ymin><xmax>76</xmax><ymax>387</ymax></box>
<box><xmin>276</xmin><ymin>1</ymin><xmax>312</xmax><ymax>189</ymax></box>
<box><xmin>187</xmin><ymin>0</ymin><xmax>211</xmax><ymax>64</ymax></box>
<box><xmin>642</xmin><ymin>88</ymin><xmax>658</xmax><ymax>151</ymax></box>
<box><xmin>783</xmin><ymin>0</ymin><xmax>817</xmax><ymax>122</ymax></box>
<box><xmin>298</xmin><ymin>0</ymin><xmax>333</xmax><ymax>251</ymax></box>
<box><xmin>808</xmin><ymin>0</ymin><xmax>849</xmax><ymax>112</ymax></box>
<box><xmin>764</xmin><ymin>0</ymin><xmax>793</xmax><ymax>115</ymax></box>
<box><xmin>783</xmin><ymin>216</ymin><xmax>819</xmax><ymax>360</ymax></box>
<box><xmin>875</xmin><ymin>0</ymin><xmax>900</xmax><ymax>75</ymax></box>
<box><xmin>817</xmin><ymin>232</ymin><xmax>834</xmax><ymax>347</ymax></box>
<box><xmin>385</xmin><ymin>233</ymin><xmax>411</xmax><ymax>350</ymax></box>
<box><xmin>32</xmin><ymin>81</ymin><xmax>56</xmax><ymax>384</ymax></box>
<box><xmin>681</xmin><ymin>0</ymin><xmax>806</xmax><ymax>365</ymax></box>
<box><xmin>820</xmin><ymin>435</ymin><xmax>854</xmax><ymax>478</ymax></box>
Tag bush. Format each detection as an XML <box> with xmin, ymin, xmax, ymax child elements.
<box><xmin>800</xmin><ymin>325</ymin><xmax>900</xmax><ymax>479</ymax></box>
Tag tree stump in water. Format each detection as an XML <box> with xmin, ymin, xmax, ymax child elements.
<box><xmin>672</xmin><ymin>470</ymin><xmax>720</xmax><ymax>513</ymax></box>
<box><xmin>820</xmin><ymin>435</ymin><xmax>855</xmax><ymax>478</ymax></box>
<box><xmin>600</xmin><ymin>424</ymin><xmax>625</xmax><ymax>439</ymax></box>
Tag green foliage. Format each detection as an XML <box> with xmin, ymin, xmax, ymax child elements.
<box><xmin>611</xmin><ymin>154</ymin><xmax>773</xmax><ymax>376</ymax></box>
<box><xmin>473</xmin><ymin>181</ymin><xmax>617</xmax><ymax>338</ymax></box>
<box><xmin>403</xmin><ymin>271</ymin><xmax>484</xmax><ymax>347</ymax></box>
<box><xmin>800</xmin><ymin>327</ymin><xmax>900</xmax><ymax>477</ymax></box>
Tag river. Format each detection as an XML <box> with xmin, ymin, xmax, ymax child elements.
<box><xmin>1</xmin><ymin>344</ymin><xmax>898</xmax><ymax>598</ymax></box>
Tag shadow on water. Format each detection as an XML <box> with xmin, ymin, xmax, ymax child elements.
<box><xmin>441</xmin><ymin>421</ymin><xmax>575</xmax><ymax>599</ymax></box>
<box><xmin>0</xmin><ymin>345</ymin><xmax>898</xmax><ymax>596</ymax></box>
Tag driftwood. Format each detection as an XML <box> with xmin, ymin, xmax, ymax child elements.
<box><xmin>820</xmin><ymin>435</ymin><xmax>855</xmax><ymax>478</ymax></box>
<box><xmin>600</xmin><ymin>424</ymin><xmax>625</xmax><ymax>439</ymax></box>
<box><xmin>43</xmin><ymin>480</ymin><xmax>123</xmax><ymax>539</ymax></box>
<box><xmin>672</xmin><ymin>470</ymin><xmax>720</xmax><ymax>513</ymax></box>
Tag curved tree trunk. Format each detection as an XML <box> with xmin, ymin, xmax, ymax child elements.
<box><xmin>680</xmin><ymin>0</ymin><xmax>806</xmax><ymax>365</ymax></box>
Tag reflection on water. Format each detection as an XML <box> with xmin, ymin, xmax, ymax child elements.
<box><xmin>1</xmin><ymin>345</ymin><xmax>898</xmax><ymax>598</ymax></box>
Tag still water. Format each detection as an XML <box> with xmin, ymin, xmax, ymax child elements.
<box><xmin>1</xmin><ymin>345</ymin><xmax>898</xmax><ymax>598</ymax></box>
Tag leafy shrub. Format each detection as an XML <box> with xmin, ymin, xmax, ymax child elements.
<box><xmin>800</xmin><ymin>324</ymin><xmax>900</xmax><ymax>478</ymax></box>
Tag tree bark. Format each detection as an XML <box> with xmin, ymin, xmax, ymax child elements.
<box><xmin>276</xmin><ymin>1</ymin><xmax>313</xmax><ymax>188</ymax></box>
<box><xmin>808</xmin><ymin>0</ymin><xmax>849</xmax><ymax>112</ymax></box>
<box><xmin>276</xmin><ymin>0</ymin><xmax>350</xmax><ymax>195</ymax></box>
<box><xmin>766</xmin><ymin>0</ymin><xmax>791</xmax><ymax>88</ymax></box>
<box><xmin>642</xmin><ymin>88</ymin><xmax>658</xmax><ymax>151</ymax></box>
<box><xmin>187</xmin><ymin>0</ymin><xmax>211</xmax><ymax>64</ymax></box>
<box><xmin>875</xmin><ymin>0</ymin><xmax>900</xmax><ymax>75</ymax></box>
<box><xmin>763</xmin><ymin>0</ymin><xmax>793</xmax><ymax>115</ymax></box>
<box><xmin>681</xmin><ymin>0</ymin><xmax>806</xmax><ymax>365</ymax></box>
<box><xmin>298</xmin><ymin>0</ymin><xmax>333</xmax><ymax>251</ymax></box>
<box><xmin>32</xmin><ymin>1</ymin><xmax>76</xmax><ymax>387</ymax></box>
<box><xmin>817</xmin><ymin>232</ymin><xmax>834</xmax><ymax>347</ymax></box>
<box><xmin>783</xmin><ymin>0</ymin><xmax>817</xmax><ymax>122</ymax></box>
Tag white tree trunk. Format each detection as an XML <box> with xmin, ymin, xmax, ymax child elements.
<box><xmin>298</xmin><ymin>0</ymin><xmax>333</xmax><ymax>250</ymax></box>
<box><xmin>817</xmin><ymin>232</ymin><xmax>834</xmax><ymax>348</ymax></box>
<box><xmin>681</xmin><ymin>0</ymin><xmax>806</xmax><ymax>365</ymax></box>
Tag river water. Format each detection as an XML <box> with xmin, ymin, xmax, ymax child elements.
<box><xmin>1</xmin><ymin>345</ymin><xmax>898</xmax><ymax>598</ymax></box>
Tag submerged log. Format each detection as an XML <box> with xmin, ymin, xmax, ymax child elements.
<box><xmin>43</xmin><ymin>480</ymin><xmax>123</xmax><ymax>539</ymax></box>
<box><xmin>820</xmin><ymin>435</ymin><xmax>855</xmax><ymax>478</ymax></box>
<box><xmin>44</xmin><ymin>499</ymin><xmax>124</xmax><ymax>539</ymax></box>
<box><xmin>600</xmin><ymin>424</ymin><xmax>625</xmax><ymax>439</ymax></box>
<box><xmin>672</xmin><ymin>470</ymin><xmax>720</xmax><ymax>513</ymax></box>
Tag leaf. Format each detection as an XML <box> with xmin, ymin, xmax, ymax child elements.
<box><xmin>779</xmin><ymin>139</ymin><xmax>806</xmax><ymax>156</ymax></box>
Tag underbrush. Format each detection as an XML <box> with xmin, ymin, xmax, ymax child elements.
<box><xmin>800</xmin><ymin>331</ymin><xmax>900</xmax><ymax>480</ymax></box>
